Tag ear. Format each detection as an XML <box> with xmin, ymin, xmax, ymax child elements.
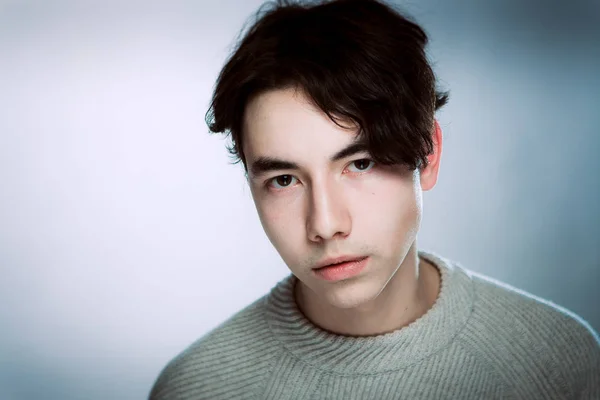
<box><xmin>420</xmin><ymin>119</ymin><xmax>443</xmax><ymax>191</ymax></box>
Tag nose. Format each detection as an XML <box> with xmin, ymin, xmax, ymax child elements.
<box><xmin>306</xmin><ymin>178</ymin><xmax>351</xmax><ymax>243</ymax></box>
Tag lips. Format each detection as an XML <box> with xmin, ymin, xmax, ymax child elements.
<box><xmin>313</xmin><ymin>255</ymin><xmax>368</xmax><ymax>270</ymax></box>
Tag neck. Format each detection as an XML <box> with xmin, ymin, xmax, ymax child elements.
<box><xmin>295</xmin><ymin>244</ymin><xmax>441</xmax><ymax>337</ymax></box>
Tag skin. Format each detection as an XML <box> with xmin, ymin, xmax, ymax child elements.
<box><xmin>242</xmin><ymin>87</ymin><xmax>443</xmax><ymax>337</ymax></box>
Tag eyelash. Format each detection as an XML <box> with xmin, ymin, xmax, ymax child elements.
<box><xmin>265</xmin><ymin>158</ymin><xmax>376</xmax><ymax>191</ymax></box>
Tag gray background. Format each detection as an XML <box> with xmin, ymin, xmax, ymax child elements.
<box><xmin>0</xmin><ymin>0</ymin><xmax>598</xmax><ymax>398</ymax></box>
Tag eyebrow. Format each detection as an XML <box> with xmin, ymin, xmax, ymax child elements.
<box><xmin>248</xmin><ymin>140</ymin><xmax>370</xmax><ymax>178</ymax></box>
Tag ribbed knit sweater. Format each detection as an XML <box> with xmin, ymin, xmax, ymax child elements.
<box><xmin>149</xmin><ymin>251</ymin><xmax>600</xmax><ymax>399</ymax></box>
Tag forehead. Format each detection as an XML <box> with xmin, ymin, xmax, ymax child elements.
<box><xmin>242</xmin><ymin>88</ymin><xmax>359</xmax><ymax>163</ymax></box>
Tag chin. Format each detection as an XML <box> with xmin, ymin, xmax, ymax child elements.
<box><xmin>311</xmin><ymin>274</ymin><xmax>383</xmax><ymax>310</ymax></box>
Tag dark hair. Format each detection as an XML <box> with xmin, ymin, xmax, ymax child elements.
<box><xmin>205</xmin><ymin>0</ymin><xmax>449</xmax><ymax>171</ymax></box>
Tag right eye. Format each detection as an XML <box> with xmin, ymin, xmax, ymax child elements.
<box><xmin>268</xmin><ymin>175</ymin><xmax>298</xmax><ymax>189</ymax></box>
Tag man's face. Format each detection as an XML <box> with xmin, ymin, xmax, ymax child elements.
<box><xmin>242</xmin><ymin>87</ymin><xmax>438</xmax><ymax>309</ymax></box>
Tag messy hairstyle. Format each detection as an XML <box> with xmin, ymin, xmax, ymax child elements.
<box><xmin>205</xmin><ymin>0</ymin><xmax>449</xmax><ymax>171</ymax></box>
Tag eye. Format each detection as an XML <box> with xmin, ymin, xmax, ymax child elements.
<box><xmin>268</xmin><ymin>174</ymin><xmax>298</xmax><ymax>189</ymax></box>
<box><xmin>347</xmin><ymin>159</ymin><xmax>375</xmax><ymax>173</ymax></box>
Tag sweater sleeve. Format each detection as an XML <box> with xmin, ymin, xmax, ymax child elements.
<box><xmin>566</xmin><ymin>318</ymin><xmax>600</xmax><ymax>399</ymax></box>
<box><xmin>581</xmin><ymin>330</ymin><xmax>600</xmax><ymax>399</ymax></box>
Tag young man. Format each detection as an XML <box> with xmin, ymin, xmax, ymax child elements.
<box><xmin>150</xmin><ymin>0</ymin><xmax>600</xmax><ymax>398</ymax></box>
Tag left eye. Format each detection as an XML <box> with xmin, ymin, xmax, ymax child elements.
<box><xmin>347</xmin><ymin>159</ymin><xmax>375</xmax><ymax>173</ymax></box>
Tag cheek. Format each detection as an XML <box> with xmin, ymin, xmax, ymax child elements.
<box><xmin>253</xmin><ymin>191</ymin><xmax>306</xmax><ymax>256</ymax></box>
<box><xmin>353</xmin><ymin>177</ymin><xmax>422</xmax><ymax>239</ymax></box>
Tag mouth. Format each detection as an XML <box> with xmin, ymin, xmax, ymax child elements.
<box><xmin>312</xmin><ymin>256</ymin><xmax>370</xmax><ymax>281</ymax></box>
<box><xmin>313</xmin><ymin>255</ymin><xmax>368</xmax><ymax>270</ymax></box>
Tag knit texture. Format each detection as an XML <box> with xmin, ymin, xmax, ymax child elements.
<box><xmin>149</xmin><ymin>251</ymin><xmax>600</xmax><ymax>399</ymax></box>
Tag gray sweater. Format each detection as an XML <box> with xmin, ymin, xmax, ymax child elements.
<box><xmin>150</xmin><ymin>251</ymin><xmax>600</xmax><ymax>399</ymax></box>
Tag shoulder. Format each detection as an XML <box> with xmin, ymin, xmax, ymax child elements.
<box><xmin>149</xmin><ymin>295</ymin><xmax>280</xmax><ymax>400</ymax></box>
<box><xmin>467</xmin><ymin>269</ymin><xmax>598</xmax><ymax>344</ymax></box>
<box><xmin>461</xmin><ymin>268</ymin><xmax>599</xmax><ymax>397</ymax></box>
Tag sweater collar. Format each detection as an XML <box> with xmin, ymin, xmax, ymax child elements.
<box><xmin>265</xmin><ymin>250</ymin><xmax>474</xmax><ymax>375</ymax></box>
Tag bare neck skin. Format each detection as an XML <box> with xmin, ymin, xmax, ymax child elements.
<box><xmin>294</xmin><ymin>244</ymin><xmax>441</xmax><ymax>337</ymax></box>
